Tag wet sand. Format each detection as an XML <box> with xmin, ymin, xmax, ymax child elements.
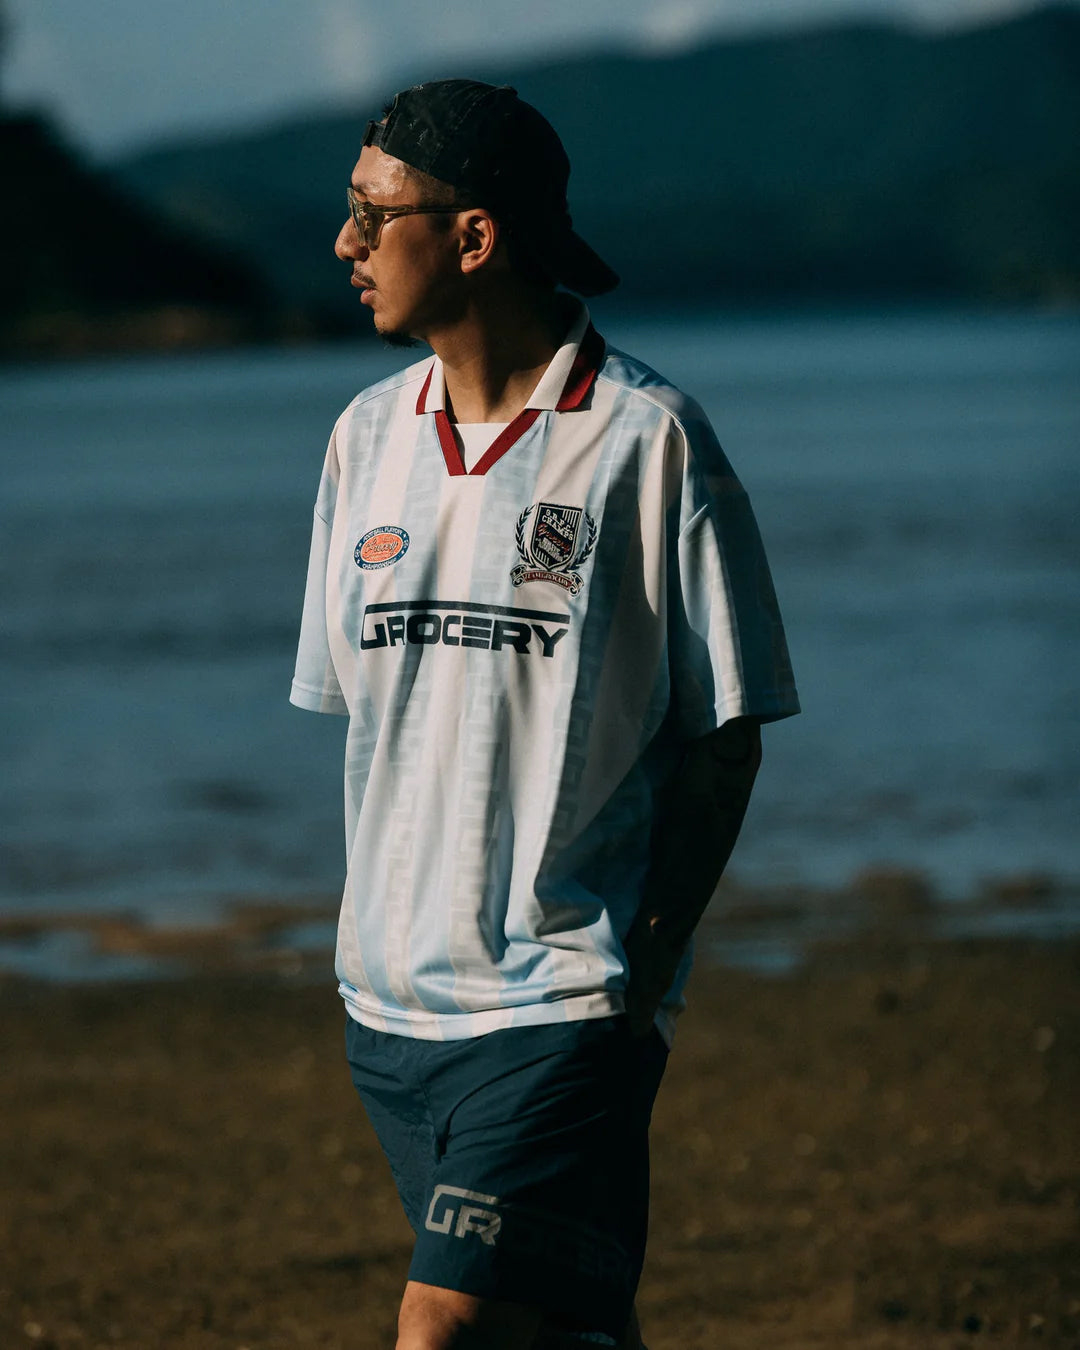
<box><xmin>1</xmin><ymin>931</ymin><xmax>1078</xmax><ymax>1349</ymax></box>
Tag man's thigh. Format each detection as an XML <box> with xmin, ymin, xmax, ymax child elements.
<box><xmin>345</xmin><ymin>1014</ymin><xmax>667</xmax><ymax>1344</ymax></box>
<box><xmin>397</xmin><ymin>1280</ymin><xmax>542</xmax><ymax>1350</ymax></box>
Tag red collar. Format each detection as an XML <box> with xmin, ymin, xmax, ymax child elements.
<box><xmin>415</xmin><ymin>323</ymin><xmax>605</xmax><ymax>478</ymax></box>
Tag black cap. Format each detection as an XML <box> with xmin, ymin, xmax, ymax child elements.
<box><xmin>364</xmin><ymin>79</ymin><xmax>619</xmax><ymax>297</ymax></box>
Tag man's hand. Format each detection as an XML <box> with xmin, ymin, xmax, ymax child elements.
<box><xmin>623</xmin><ymin>913</ymin><xmax>686</xmax><ymax>1038</ymax></box>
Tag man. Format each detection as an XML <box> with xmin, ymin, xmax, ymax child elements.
<box><xmin>291</xmin><ymin>79</ymin><xmax>799</xmax><ymax>1350</ymax></box>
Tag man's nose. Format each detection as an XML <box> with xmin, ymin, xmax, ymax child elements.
<box><xmin>335</xmin><ymin>217</ymin><xmax>368</xmax><ymax>261</ymax></box>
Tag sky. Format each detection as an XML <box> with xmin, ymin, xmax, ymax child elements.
<box><xmin>2</xmin><ymin>0</ymin><xmax>1061</xmax><ymax>157</ymax></box>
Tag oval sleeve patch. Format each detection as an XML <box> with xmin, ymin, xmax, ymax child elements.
<box><xmin>355</xmin><ymin>526</ymin><xmax>410</xmax><ymax>570</ymax></box>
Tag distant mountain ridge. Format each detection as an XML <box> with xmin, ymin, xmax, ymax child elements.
<box><xmin>115</xmin><ymin>6</ymin><xmax>1079</xmax><ymax>317</ymax></box>
<box><xmin>0</xmin><ymin>114</ymin><xmax>296</xmax><ymax>357</ymax></box>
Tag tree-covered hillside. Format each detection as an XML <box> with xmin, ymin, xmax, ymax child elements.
<box><xmin>116</xmin><ymin>7</ymin><xmax>1080</xmax><ymax>320</ymax></box>
<box><xmin>0</xmin><ymin>114</ymin><xmax>279</xmax><ymax>355</ymax></box>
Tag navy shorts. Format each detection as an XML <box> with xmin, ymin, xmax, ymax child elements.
<box><xmin>345</xmin><ymin>1013</ymin><xmax>668</xmax><ymax>1341</ymax></box>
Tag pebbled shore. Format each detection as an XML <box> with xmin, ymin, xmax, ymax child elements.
<box><xmin>1</xmin><ymin>934</ymin><xmax>1078</xmax><ymax>1349</ymax></box>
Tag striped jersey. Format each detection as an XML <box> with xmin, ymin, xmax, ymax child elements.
<box><xmin>291</xmin><ymin>304</ymin><xmax>799</xmax><ymax>1043</ymax></box>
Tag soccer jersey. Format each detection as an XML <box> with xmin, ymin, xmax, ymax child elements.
<box><xmin>291</xmin><ymin>304</ymin><xmax>799</xmax><ymax>1043</ymax></box>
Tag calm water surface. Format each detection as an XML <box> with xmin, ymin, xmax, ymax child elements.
<box><xmin>2</xmin><ymin>309</ymin><xmax>1078</xmax><ymax>928</ymax></box>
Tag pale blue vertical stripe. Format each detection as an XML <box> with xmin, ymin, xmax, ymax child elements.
<box><xmin>406</xmin><ymin>417</ymin><xmax>550</xmax><ymax>1014</ymax></box>
<box><xmin>534</xmin><ymin>387</ymin><xmax>666</xmax><ymax>955</ymax></box>
<box><xmin>337</xmin><ymin>385</ymin><xmax>428</xmax><ymax>1018</ymax></box>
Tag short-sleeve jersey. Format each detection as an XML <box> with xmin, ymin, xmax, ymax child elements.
<box><xmin>292</xmin><ymin>305</ymin><xmax>799</xmax><ymax>1043</ymax></box>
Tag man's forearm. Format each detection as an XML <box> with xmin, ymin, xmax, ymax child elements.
<box><xmin>623</xmin><ymin>717</ymin><xmax>761</xmax><ymax>1033</ymax></box>
<box><xmin>638</xmin><ymin>716</ymin><xmax>762</xmax><ymax>947</ymax></box>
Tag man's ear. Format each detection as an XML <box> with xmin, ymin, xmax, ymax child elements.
<box><xmin>459</xmin><ymin>210</ymin><xmax>500</xmax><ymax>274</ymax></box>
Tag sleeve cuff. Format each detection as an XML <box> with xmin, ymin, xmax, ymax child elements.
<box><xmin>681</xmin><ymin>691</ymin><xmax>801</xmax><ymax>740</ymax></box>
<box><xmin>289</xmin><ymin>681</ymin><xmax>349</xmax><ymax>716</ymax></box>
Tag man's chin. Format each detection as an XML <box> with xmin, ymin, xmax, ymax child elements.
<box><xmin>372</xmin><ymin>311</ymin><xmax>420</xmax><ymax>350</ymax></box>
<box><xmin>379</xmin><ymin>329</ymin><xmax>421</xmax><ymax>350</ymax></box>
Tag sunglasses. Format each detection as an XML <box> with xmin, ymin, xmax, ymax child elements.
<box><xmin>346</xmin><ymin>186</ymin><xmax>471</xmax><ymax>250</ymax></box>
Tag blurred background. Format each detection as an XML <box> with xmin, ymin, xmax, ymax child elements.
<box><xmin>1</xmin><ymin>0</ymin><xmax>1078</xmax><ymax>978</ymax></box>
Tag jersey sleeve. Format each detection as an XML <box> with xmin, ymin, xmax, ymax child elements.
<box><xmin>666</xmin><ymin>406</ymin><xmax>800</xmax><ymax>740</ymax></box>
<box><xmin>290</xmin><ymin>428</ymin><xmax>349</xmax><ymax>716</ymax></box>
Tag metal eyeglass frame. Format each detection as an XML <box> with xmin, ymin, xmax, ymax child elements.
<box><xmin>346</xmin><ymin>187</ymin><xmax>470</xmax><ymax>250</ymax></box>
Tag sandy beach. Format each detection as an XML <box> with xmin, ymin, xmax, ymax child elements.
<box><xmin>2</xmin><ymin>923</ymin><xmax>1078</xmax><ymax>1350</ymax></box>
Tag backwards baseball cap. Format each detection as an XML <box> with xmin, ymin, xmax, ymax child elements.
<box><xmin>363</xmin><ymin>79</ymin><xmax>619</xmax><ymax>297</ymax></box>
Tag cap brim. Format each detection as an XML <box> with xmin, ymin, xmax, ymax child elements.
<box><xmin>552</xmin><ymin>229</ymin><xmax>620</xmax><ymax>297</ymax></box>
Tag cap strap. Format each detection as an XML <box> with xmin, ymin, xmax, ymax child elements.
<box><xmin>363</xmin><ymin>119</ymin><xmax>387</xmax><ymax>148</ymax></box>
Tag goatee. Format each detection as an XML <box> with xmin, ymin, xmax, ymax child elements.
<box><xmin>380</xmin><ymin>330</ymin><xmax>420</xmax><ymax>350</ymax></box>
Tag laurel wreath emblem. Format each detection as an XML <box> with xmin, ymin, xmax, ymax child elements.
<box><xmin>515</xmin><ymin>505</ymin><xmax>534</xmax><ymax>562</ymax></box>
<box><xmin>512</xmin><ymin>503</ymin><xmax>597</xmax><ymax>595</ymax></box>
<box><xmin>577</xmin><ymin>513</ymin><xmax>599</xmax><ymax>567</ymax></box>
<box><xmin>514</xmin><ymin>505</ymin><xmax>597</xmax><ymax>569</ymax></box>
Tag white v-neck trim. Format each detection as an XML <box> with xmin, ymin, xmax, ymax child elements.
<box><xmin>455</xmin><ymin>422</ymin><xmax>511</xmax><ymax>474</ymax></box>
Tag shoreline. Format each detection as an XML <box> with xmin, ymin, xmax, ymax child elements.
<box><xmin>2</xmin><ymin>934</ymin><xmax>1077</xmax><ymax>1348</ymax></box>
<box><xmin>2</xmin><ymin>869</ymin><xmax>1078</xmax><ymax>987</ymax></box>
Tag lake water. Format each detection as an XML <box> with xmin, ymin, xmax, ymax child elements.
<box><xmin>2</xmin><ymin>309</ymin><xmax>1078</xmax><ymax>940</ymax></box>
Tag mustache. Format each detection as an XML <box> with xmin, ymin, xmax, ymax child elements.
<box><xmin>353</xmin><ymin>270</ymin><xmax>375</xmax><ymax>288</ymax></box>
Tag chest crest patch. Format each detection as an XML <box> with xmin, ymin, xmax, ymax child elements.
<box><xmin>510</xmin><ymin>501</ymin><xmax>597</xmax><ymax>596</ymax></box>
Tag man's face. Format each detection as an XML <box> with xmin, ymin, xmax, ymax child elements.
<box><xmin>334</xmin><ymin>144</ymin><xmax>462</xmax><ymax>346</ymax></box>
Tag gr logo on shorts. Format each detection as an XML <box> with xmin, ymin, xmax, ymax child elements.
<box><xmin>424</xmin><ymin>1185</ymin><xmax>502</xmax><ymax>1246</ymax></box>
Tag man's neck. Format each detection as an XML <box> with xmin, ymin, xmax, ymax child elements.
<box><xmin>430</xmin><ymin>292</ymin><xmax>572</xmax><ymax>424</ymax></box>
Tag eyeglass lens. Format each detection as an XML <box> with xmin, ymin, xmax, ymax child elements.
<box><xmin>347</xmin><ymin>191</ymin><xmax>383</xmax><ymax>249</ymax></box>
